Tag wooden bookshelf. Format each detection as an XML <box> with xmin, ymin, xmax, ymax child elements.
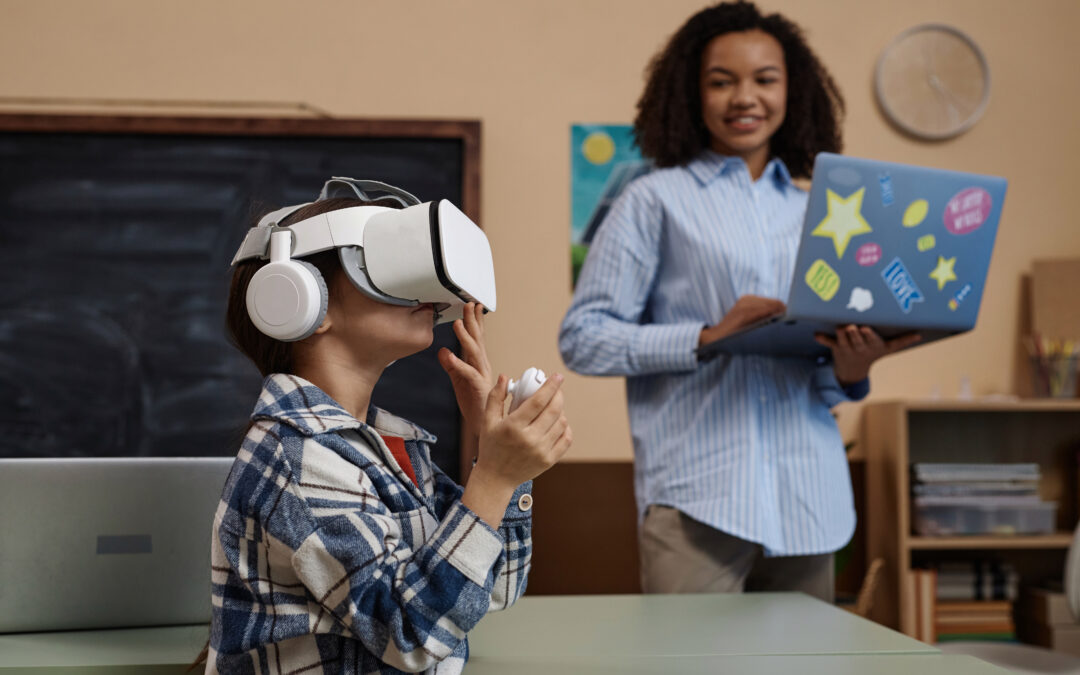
<box><xmin>862</xmin><ymin>399</ymin><xmax>1080</xmax><ymax>637</ymax></box>
<box><xmin>908</xmin><ymin>533</ymin><xmax>1075</xmax><ymax>550</ymax></box>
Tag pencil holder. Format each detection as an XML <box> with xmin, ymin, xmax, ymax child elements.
<box><xmin>1030</xmin><ymin>354</ymin><xmax>1079</xmax><ymax>398</ymax></box>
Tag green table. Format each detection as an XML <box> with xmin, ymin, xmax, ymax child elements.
<box><xmin>0</xmin><ymin>593</ymin><xmax>951</xmax><ymax>672</ymax></box>
<box><xmin>466</xmin><ymin>654</ymin><xmax>1010</xmax><ymax>674</ymax></box>
<box><xmin>469</xmin><ymin>592</ymin><xmax>937</xmax><ymax>659</ymax></box>
<box><xmin>0</xmin><ymin>624</ymin><xmax>206</xmax><ymax>674</ymax></box>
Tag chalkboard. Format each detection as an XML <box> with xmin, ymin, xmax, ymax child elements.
<box><xmin>0</xmin><ymin>114</ymin><xmax>481</xmax><ymax>481</ymax></box>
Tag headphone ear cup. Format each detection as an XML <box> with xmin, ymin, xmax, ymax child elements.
<box><xmin>291</xmin><ymin>260</ymin><xmax>328</xmax><ymax>340</ymax></box>
<box><xmin>246</xmin><ymin>259</ymin><xmax>328</xmax><ymax>342</ymax></box>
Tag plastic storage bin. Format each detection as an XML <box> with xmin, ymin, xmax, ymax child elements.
<box><xmin>913</xmin><ymin>499</ymin><xmax>1057</xmax><ymax>536</ymax></box>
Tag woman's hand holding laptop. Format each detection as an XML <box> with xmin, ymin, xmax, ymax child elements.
<box><xmin>698</xmin><ymin>295</ymin><xmax>786</xmax><ymax>347</ymax></box>
<box><xmin>815</xmin><ymin>326</ymin><xmax>922</xmax><ymax>386</ymax></box>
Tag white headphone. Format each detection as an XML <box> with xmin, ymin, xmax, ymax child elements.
<box><xmin>245</xmin><ymin>229</ymin><xmax>331</xmax><ymax>341</ymax></box>
<box><xmin>243</xmin><ymin>179</ymin><xmax>420</xmax><ymax>342</ymax></box>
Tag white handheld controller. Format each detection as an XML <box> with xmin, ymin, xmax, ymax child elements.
<box><xmin>508</xmin><ymin>367</ymin><xmax>546</xmax><ymax>412</ymax></box>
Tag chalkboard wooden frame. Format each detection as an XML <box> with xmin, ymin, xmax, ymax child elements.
<box><xmin>0</xmin><ymin>114</ymin><xmax>481</xmax><ymax>221</ymax></box>
<box><xmin>0</xmin><ymin>112</ymin><xmax>481</xmax><ymax>480</ymax></box>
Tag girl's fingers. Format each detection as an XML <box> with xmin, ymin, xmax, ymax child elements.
<box><xmin>529</xmin><ymin>389</ymin><xmax>565</xmax><ymax>435</ymax></box>
<box><xmin>512</xmin><ymin>373</ymin><xmax>564</xmax><ymax>423</ymax></box>
<box><xmin>550</xmin><ymin>426</ymin><xmax>574</xmax><ymax>460</ymax></box>
<box><xmin>540</xmin><ymin>414</ymin><xmax>569</xmax><ymax>447</ymax></box>
<box><xmin>454</xmin><ymin>318</ymin><xmax>479</xmax><ymax>356</ymax></box>
<box><xmin>461</xmin><ymin>302</ymin><xmax>479</xmax><ymax>338</ymax></box>
<box><xmin>485</xmin><ymin>375</ymin><xmax>509</xmax><ymax>423</ymax></box>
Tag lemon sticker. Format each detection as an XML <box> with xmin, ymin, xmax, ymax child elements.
<box><xmin>917</xmin><ymin>234</ymin><xmax>936</xmax><ymax>252</ymax></box>
<box><xmin>805</xmin><ymin>259</ymin><xmax>841</xmax><ymax>302</ymax></box>
<box><xmin>581</xmin><ymin>131</ymin><xmax>616</xmax><ymax>165</ymax></box>
<box><xmin>903</xmin><ymin>199</ymin><xmax>929</xmax><ymax>227</ymax></box>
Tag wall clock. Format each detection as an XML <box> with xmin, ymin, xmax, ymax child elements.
<box><xmin>875</xmin><ymin>24</ymin><xmax>990</xmax><ymax>140</ymax></box>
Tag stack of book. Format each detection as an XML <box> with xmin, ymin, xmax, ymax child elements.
<box><xmin>911</xmin><ymin>463</ymin><xmax>1055</xmax><ymax>536</ymax></box>
<box><xmin>908</xmin><ymin>562</ymin><xmax>1020</xmax><ymax>643</ymax></box>
<box><xmin>938</xmin><ymin>560</ymin><xmax>1020</xmax><ymax>602</ymax></box>
<box><xmin>936</xmin><ymin>600</ymin><xmax>1015</xmax><ymax>642</ymax></box>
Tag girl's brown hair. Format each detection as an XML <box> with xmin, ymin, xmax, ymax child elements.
<box><xmin>225</xmin><ymin>197</ymin><xmax>404</xmax><ymax>376</ymax></box>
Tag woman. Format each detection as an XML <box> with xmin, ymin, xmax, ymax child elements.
<box><xmin>559</xmin><ymin>1</ymin><xmax>917</xmax><ymax>601</ymax></box>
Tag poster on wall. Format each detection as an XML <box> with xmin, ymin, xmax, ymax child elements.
<box><xmin>570</xmin><ymin>124</ymin><xmax>650</xmax><ymax>287</ymax></box>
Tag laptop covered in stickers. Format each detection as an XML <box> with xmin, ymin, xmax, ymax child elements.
<box><xmin>697</xmin><ymin>152</ymin><xmax>1007</xmax><ymax>359</ymax></box>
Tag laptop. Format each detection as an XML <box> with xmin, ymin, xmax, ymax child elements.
<box><xmin>0</xmin><ymin>456</ymin><xmax>233</xmax><ymax>633</ymax></box>
<box><xmin>698</xmin><ymin>152</ymin><xmax>1007</xmax><ymax>359</ymax></box>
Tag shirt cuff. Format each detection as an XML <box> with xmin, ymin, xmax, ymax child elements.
<box><xmin>501</xmin><ymin>481</ymin><xmax>534</xmax><ymax>526</ymax></box>
<box><xmin>630</xmin><ymin>322</ymin><xmax>704</xmax><ymax>373</ymax></box>
<box><xmin>436</xmin><ymin>500</ymin><xmax>505</xmax><ymax>588</ymax></box>
<box><xmin>841</xmin><ymin>377</ymin><xmax>870</xmax><ymax>401</ymax></box>
<box><xmin>813</xmin><ymin>363</ymin><xmax>870</xmax><ymax>407</ymax></box>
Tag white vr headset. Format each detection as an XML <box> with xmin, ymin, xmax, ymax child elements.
<box><xmin>231</xmin><ymin>178</ymin><xmax>497</xmax><ymax>341</ymax></box>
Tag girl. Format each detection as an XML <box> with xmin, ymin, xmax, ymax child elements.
<box><xmin>207</xmin><ymin>182</ymin><xmax>571</xmax><ymax>673</ymax></box>
<box><xmin>560</xmin><ymin>1</ymin><xmax>917</xmax><ymax>600</ymax></box>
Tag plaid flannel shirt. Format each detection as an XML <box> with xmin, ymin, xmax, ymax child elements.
<box><xmin>207</xmin><ymin>374</ymin><xmax>532</xmax><ymax>674</ymax></box>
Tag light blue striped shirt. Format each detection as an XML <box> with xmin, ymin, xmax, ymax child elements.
<box><xmin>560</xmin><ymin>152</ymin><xmax>865</xmax><ymax>556</ymax></box>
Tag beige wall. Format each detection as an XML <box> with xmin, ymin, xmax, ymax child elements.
<box><xmin>3</xmin><ymin>0</ymin><xmax>1078</xmax><ymax>459</ymax></box>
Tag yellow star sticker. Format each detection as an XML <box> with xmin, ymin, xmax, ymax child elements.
<box><xmin>811</xmin><ymin>188</ymin><xmax>873</xmax><ymax>259</ymax></box>
<box><xmin>929</xmin><ymin>256</ymin><xmax>958</xmax><ymax>291</ymax></box>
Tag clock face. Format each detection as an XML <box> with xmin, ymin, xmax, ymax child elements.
<box><xmin>875</xmin><ymin>24</ymin><xmax>990</xmax><ymax>140</ymax></box>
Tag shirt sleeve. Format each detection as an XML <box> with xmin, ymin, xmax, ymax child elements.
<box><xmin>559</xmin><ymin>182</ymin><xmax>703</xmax><ymax>377</ymax></box>
<box><xmin>812</xmin><ymin>360</ymin><xmax>871</xmax><ymax>408</ymax></box>
<box><xmin>430</xmin><ymin>464</ymin><xmax>532</xmax><ymax>612</ymax></box>
<box><xmin>281</xmin><ymin>438</ymin><xmax>511</xmax><ymax>672</ymax></box>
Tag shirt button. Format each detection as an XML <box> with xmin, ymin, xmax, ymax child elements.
<box><xmin>517</xmin><ymin>494</ymin><xmax>533</xmax><ymax>512</ymax></box>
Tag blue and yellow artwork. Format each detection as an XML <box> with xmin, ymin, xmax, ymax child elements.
<box><xmin>570</xmin><ymin>124</ymin><xmax>650</xmax><ymax>286</ymax></box>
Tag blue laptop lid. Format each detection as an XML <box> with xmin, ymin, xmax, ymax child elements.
<box><xmin>786</xmin><ymin>153</ymin><xmax>1007</xmax><ymax>332</ymax></box>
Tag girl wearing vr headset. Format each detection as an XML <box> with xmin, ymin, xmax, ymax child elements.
<box><xmin>561</xmin><ymin>1</ymin><xmax>918</xmax><ymax>602</ymax></box>
<box><xmin>204</xmin><ymin>184</ymin><xmax>571</xmax><ymax>674</ymax></box>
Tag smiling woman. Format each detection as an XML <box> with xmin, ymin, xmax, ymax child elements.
<box><xmin>698</xmin><ymin>30</ymin><xmax>788</xmax><ymax>178</ymax></box>
<box><xmin>561</xmin><ymin>1</ymin><xmax>895</xmax><ymax>605</ymax></box>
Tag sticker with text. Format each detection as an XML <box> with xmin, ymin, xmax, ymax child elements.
<box><xmin>847</xmin><ymin>287</ymin><xmax>874</xmax><ymax>313</ymax></box>
<box><xmin>944</xmin><ymin>187</ymin><xmax>992</xmax><ymax>235</ymax></box>
<box><xmin>878</xmin><ymin>173</ymin><xmax>895</xmax><ymax>206</ymax></box>
<box><xmin>948</xmin><ymin>283</ymin><xmax>973</xmax><ymax>311</ymax></box>
<box><xmin>903</xmin><ymin>199</ymin><xmax>929</xmax><ymax>227</ymax></box>
<box><xmin>917</xmin><ymin>234</ymin><xmax>936</xmax><ymax>252</ymax></box>
<box><xmin>856</xmin><ymin>242</ymin><xmax>882</xmax><ymax>267</ymax></box>
<box><xmin>805</xmin><ymin>259</ymin><xmax>841</xmax><ymax>302</ymax></box>
<box><xmin>881</xmin><ymin>257</ymin><xmax>925</xmax><ymax>313</ymax></box>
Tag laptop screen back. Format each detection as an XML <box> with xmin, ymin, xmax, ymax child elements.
<box><xmin>0</xmin><ymin>457</ymin><xmax>232</xmax><ymax>633</ymax></box>
<box><xmin>786</xmin><ymin>152</ymin><xmax>1006</xmax><ymax>332</ymax></box>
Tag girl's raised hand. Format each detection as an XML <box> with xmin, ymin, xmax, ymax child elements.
<box><xmin>438</xmin><ymin>302</ymin><xmax>493</xmax><ymax>431</ymax></box>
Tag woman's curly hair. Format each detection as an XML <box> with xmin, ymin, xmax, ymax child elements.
<box><xmin>633</xmin><ymin>1</ymin><xmax>843</xmax><ymax>178</ymax></box>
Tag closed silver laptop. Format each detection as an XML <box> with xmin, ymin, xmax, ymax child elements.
<box><xmin>0</xmin><ymin>457</ymin><xmax>232</xmax><ymax>633</ymax></box>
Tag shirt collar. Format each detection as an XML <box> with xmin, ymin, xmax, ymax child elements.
<box><xmin>251</xmin><ymin>373</ymin><xmax>437</xmax><ymax>443</ymax></box>
<box><xmin>687</xmin><ymin>151</ymin><xmax>794</xmax><ymax>191</ymax></box>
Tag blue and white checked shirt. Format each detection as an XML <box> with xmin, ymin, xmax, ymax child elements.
<box><xmin>560</xmin><ymin>152</ymin><xmax>866</xmax><ymax>556</ymax></box>
<box><xmin>207</xmin><ymin>374</ymin><xmax>531</xmax><ymax>674</ymax></box>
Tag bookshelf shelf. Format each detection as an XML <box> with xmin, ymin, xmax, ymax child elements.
<box><xmin>863</xmin><ymin>400</ymin><xmax>1080</xmax><ymax>638</ymax></box>
<box><xmin>908</xmin><ymin>533</ymin><xmax>1075</xmax><ymax>550</ymax></box>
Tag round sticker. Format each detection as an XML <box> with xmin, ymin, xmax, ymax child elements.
<box><xmin>944</xmin><ymin>188</ymin><xmax>992</xmax><ymax>235</ymax></box>
<box><xmin>856</xmin><ymin>242</ymin><xmax>882</xmax><ymax>267</ymax></box>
